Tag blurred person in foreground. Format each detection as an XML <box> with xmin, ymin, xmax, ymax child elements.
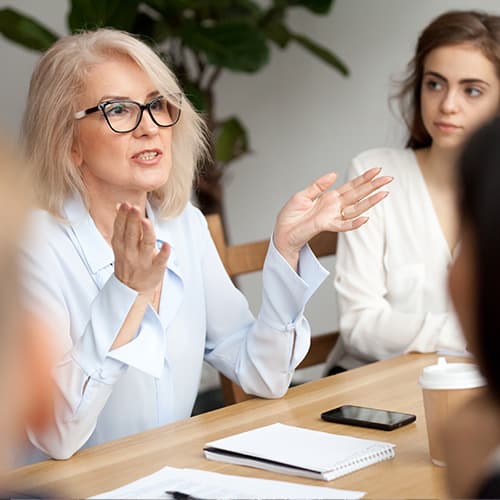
<box><xmin>20</xmin><ymin>28</ymin><xmax>391</xmax><ymax>462</ymax></box>
<box><xmin>445</xmin><ymin>116</ymin><xmax>500</xmax><ymax>498</ymax></box>
<box><xmin>0</xmin><ymin>140</ymin><xmax>54</xmax><ymax>484</ymax></box>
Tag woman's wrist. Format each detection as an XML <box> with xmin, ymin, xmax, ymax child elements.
<box><xmin>272</xmin><ymin>234</ymin><xmax>300</xmax><ymax>272</ymax></box>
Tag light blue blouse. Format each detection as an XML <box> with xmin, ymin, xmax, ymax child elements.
<box><xmin>21</xmin><ymin>196</ymin><xmax>328</xmax><ymax>461</ymax></box>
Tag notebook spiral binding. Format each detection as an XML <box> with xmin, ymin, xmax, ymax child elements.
<box><xmin>330</xmin><ymin>445</ymin><xmax>395</xmax><ymax>479</ymax></box>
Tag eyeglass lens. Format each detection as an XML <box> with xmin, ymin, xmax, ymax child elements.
<box><xmin>102</xmin><ymin>97</ymin><xmax>180</xmax><ymax>132</ymax></box>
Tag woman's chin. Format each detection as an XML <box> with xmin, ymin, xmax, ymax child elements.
<box><xmin>137</xmin><ymin>170</ymin><xmax>170</xmax><ymax>193</ymax></box>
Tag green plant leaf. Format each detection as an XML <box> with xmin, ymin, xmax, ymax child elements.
<box><xmin>149</xmin><ymin>0</ymin><xmax>262</xmax><ymax>19</ymax></box>
<box><xmin>182</xmin><ymin>81</ymin><xmax>209</xmax><ymax>114</ymax></box>
<box><xmin>294</xmin><ymin>0</ymin><xmax>333</xmax><ymax>14</ymax></box>
<box><xmin>290</xmin><ymin>32</ymin><xmax>348</xmax><ymax>75</ymax></box>
<box><xmin>276</xmin><ymin>0</ymin><xmax>333</xmax><ymax>14</ymax></box>
<box><xmin>263</xmin><ymin>19</ymin><xmax>291</xmax><ymax>48</ymax></box>
<box><xmin>208</xmin><ymin>0</ymin><xmax>263</xmax><ymax>22</ymax></box>
<box><xmin>142</xmin><ymin>0</ymin><xmax>172</xmax><ymax>12</ymax></box>
<box><xmin>68</xmin><ymin>0</ymin><xmax>142</xmax><ymax>32</ymax></box>
<box><xmin>0</xmin><ymin>8</ymin><xmax>58</xmax><ymax>51</ymax></box>
<box><xmin>131</xmin><ymin>12</ymin><xmax>172</xmax><ymax>44</ymax></box>
<box><xmin>215</xmin><ymin>117</ymin><xmax>249</xmax><ymax>163</ymax></box>
<box><xmin>182</xmin><ymin>21</ymin><xmax>269</xmax><ymax>73</ymax></box>
<box><xmin>142</xmin><ymin>0</ymin><xmax>185</xmax><ymax>20</ymax></box>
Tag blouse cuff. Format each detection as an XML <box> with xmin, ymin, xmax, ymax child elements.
<box><xmin>107</xmin><ymin>304</ymin><xmax>167</xmax><ymax>379</ymax></box>
<box><xmin>71</xmin><ymin>274</ymin><xmax>137</xmax><ymax>383</ymax></box>
<box><xmin>258</xmin><ymin>237</ymin><xmax>329</xmax><ymax>329</ymax></box>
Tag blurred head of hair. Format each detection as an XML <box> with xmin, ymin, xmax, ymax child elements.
<box><xmin>456</xmin><ymin>115</ymin><xmax>500</xmax><ymax>403</ymax></box>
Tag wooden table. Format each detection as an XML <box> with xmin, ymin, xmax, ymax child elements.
<box><xmin>8</xmin><ymin>353</ymin><xmax>453</xmax><ymax>498</ymax></box>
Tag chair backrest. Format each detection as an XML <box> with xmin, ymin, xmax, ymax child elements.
<box><xmin>206</xmin><ymin>213</ymin><xmax>339</xmax><ymax>405</ymax></box>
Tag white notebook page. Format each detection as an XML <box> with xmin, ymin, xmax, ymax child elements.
<box><xmin>205</xmin><ymin>422</ymin><xmax>395</xmax><ymax>474</ymax></box>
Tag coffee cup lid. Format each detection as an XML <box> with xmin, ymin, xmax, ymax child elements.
<box><xmin>419</xmin><ymin>357</ymin><xmax>486</xmax><ymax>390</ymax></box>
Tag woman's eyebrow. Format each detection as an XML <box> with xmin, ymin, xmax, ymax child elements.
<box><xmin>459</xmin><ymin>78</ymin><xmax>491</xmax><ymax>87</ymax></box>
<box><xmin>423</xmin><ymin>70</ymin><xmax>447</xmax><ymax>81</ymax></box>
<box><xmin>99</xmin><ymin>95</ymin><xmax>129</xmax><ymax>102</ymax></box>
<box><xmin>97</xmin><ymin>91</ymin><xmax>161</xmax><ymax>102</ymax></box>
<box><xmin>424</xmin><ymin>70</ymin><xmax>491</xmax><ymax>87</ymax></box>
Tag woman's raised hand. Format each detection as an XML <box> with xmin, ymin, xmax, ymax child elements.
<box><xmin>273</xmin><ymin>168</ymin><xmax>392</xmax><ymax>270</ymax></box>
<box><xmin>111</xmin><ymin>202</ymin><xmax>170</xmax><ymax>293</ymax></box>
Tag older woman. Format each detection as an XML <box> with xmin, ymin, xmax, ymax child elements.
<box><xmin>21</xmin><ymin>29</ymin><xmax>391</xmax><ymax>461</ymax></box>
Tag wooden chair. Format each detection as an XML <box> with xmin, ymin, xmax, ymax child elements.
<box><xmin>206</xmin><ymin>213</ymin><xmax>339</xmax><ymax>405</ymax></box>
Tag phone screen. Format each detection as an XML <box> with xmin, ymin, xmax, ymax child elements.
<box><xmin>321</xmin><ymin>404</ymin><xmax>416</xmax><ymax>431</ymax></box>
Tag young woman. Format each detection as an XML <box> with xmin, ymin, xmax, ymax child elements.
<box><xmin>444</xmin><ymin>116</ymin><xmax>500</xmax><ymax>499</ymax></box>
<box><xmin>327</xmin><ymin>10</ymin><xmax>500</xmax><ymax>373</ymax></box>
<box><xmin>19</xmin><ymin>29</ymin><xmax>391</xmax><ymax>461</ymax></box>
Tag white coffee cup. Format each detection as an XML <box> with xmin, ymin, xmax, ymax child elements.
<box><xmin>419</xmin><ymin>357</ymin><xmax>486</xmax><ymax>466</ymax></box>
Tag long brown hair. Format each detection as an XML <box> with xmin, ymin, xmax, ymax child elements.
<box><xmin>396</xmin><ymin>10</ymin><xmax>500</xmax><ymax>149</ymax></box>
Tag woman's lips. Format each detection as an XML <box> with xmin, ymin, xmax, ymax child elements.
<box><xmin>132</xmin><ymin>149</ymin><xmax>163</xmax><ymax>165</ymax></box>
<box><xmin>434</xmin><ymin>122</ymin><xmax>462</xmax><ymax>133</ymax></box>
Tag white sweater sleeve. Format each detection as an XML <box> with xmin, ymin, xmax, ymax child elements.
<box><xmin>334</xmin><ymin>156</ymin><xmax>465</xmax><ymax>365</ymax></box>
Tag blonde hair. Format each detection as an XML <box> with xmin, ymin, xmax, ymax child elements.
<box><xmin>22</xmin><ymin>28</ymin><xmax>208</xmax><ymax>218</ymax></box>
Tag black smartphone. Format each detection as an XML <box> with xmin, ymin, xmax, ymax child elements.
<box><xmin>321</xmin><ymin>404</ymin><xmax>416</xmax><ymax>431</ymax></box>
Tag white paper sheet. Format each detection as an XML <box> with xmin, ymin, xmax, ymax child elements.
<box><xmin>90</xmin><ymin>465</ymin><xmax>365</xmax><ymax>499</ymax></box>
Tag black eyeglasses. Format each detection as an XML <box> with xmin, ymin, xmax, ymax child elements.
<box><xmin>74</xmin><ymin>94</ymin><xmax>182</xmax><ymax>133</ymax></box>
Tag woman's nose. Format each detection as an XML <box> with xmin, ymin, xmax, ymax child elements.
<box><xmin>133</xmin><ymin>109</ymin><xmax>159</xmax><ymax>136</ymax></box>
<box><xmin>440</xmin><ymin>89</ymin><xmax>460</xmax><ymax>114</ymax></box>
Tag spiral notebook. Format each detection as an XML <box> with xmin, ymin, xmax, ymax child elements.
<box><xmin>203</xmin><ymin>423</ymin><xmax>395</xmax><ymax>481</ymax></box>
